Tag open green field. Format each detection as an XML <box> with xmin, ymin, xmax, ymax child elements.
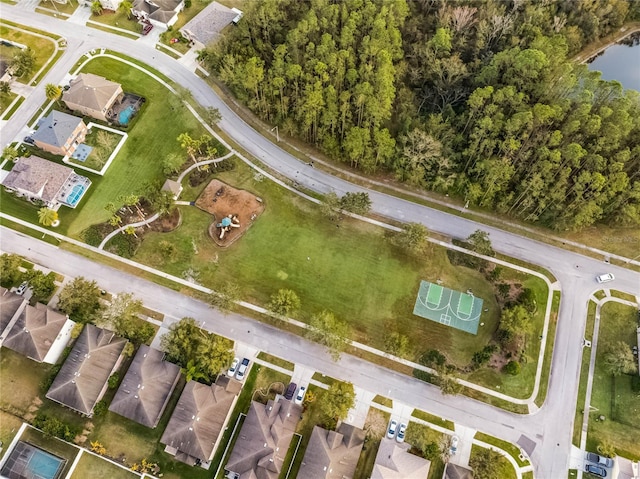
<box><xmin>0</xmin><ymin>90</ymin><xmax>18</xmax><ymax>116</ymax></box>
<box><xmin>70</xmin><ymin>453</ymin><xmax>139</xmax><ymax>479</ymax></box>
<box><xmin>53</xmin><ymin>56</ymin><xmax>208</xmax><ymax>237</ymax></box>
<box><xmin>0</xmin><ymin>347</ymin><xmax>52</xmax><ymax>417</ymax></box>
<box><xmin>133</xmin><ymin>161</ymin><xmax>509</xmax><ymax>367</ymax></box>
<box><xmin>587</xmin><ymin>301</ymin><xmax>640</xmax><ymax>460</ymax></box>
<box><xmin>0</xmin><ymin>24</ymin><xmax>56</xmax><ymax>84</ymax></box>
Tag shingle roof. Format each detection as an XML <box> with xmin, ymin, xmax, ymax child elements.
<box><xmin>372</xmin><ymin>440</ymin><xmax>431</xmax><ymax>479</ymax></box>
<box><xmin>32</xmin><ymin>110</ymin><xmax>84</xmax><ymax>149</ymax></box>
<box><xmin>180</xmin><ymin>1</ymin><xmax>236</xmax><ymax>45</ymax></box>
<box><xmin>160</xmin><ymin>377</ymin><xmax>239</xmax><ymax>463</ymax></box>
<box><xmin>46</xmin><ymin>324</ymin><xmax>127</xmax><ymax>415</ymax></box>
<box><xmin>226</xmin><ymin>398</ymin><xmax>302</xmax><ymax>479</ymax></box>
<box><xmin>132</xmin><ymin>0</ymin><xmax>182</xmax><ymax>22</ymax></box>
<box><xmin>442</xmin><ymin>463</ymin><xmax>473</xmax><ymax>479</ymax></box>
<box><xmin>63</xmin><ymin>73</ymin><xmax>122</xmax><ymax>112</ymax></box>
<box><xmin>109</xmin><ymin>345</ymin><xmax>181</xmax><ymax>428</ymax></box>
<box><xmin>0</xmin><ymin>287</ymin><xmax>26</xmax><ymax>334</ymax></box>
<box><xmin>1</xmin><ymin>156</ymin><xmax>73</xmax><ymax>203</ymax></box>
<box><xmin>299</xmin><ymin>423</ymin><xmax>365</xmax><ymax>479</ymax></box>
<box><xmin>3</xmin><ymin>303</ymin><xmax>71</xmax><ymax>362</ymax></box>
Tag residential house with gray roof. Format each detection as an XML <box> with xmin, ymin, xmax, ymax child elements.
<box><xmin>0</xmin><ymin>287</ymin><xmax>26</xmax><ymax>338</ymax></box>
<box><xmin>442</xmin><ymin>463</ymin><xmax>473</xmax><ymax>479</ymax></box>
<box><xmin>180</xmin><ymin>1</ymin><xmax>236</xmax><ymax>48</ymax></box>
<box><xmin>46</xmin><ymin>324</ymin><xmax>127</xmax><ymax>416</ymax></box>
<box><xmin>32</xmin><ymin>110</ymin><xmax>87</xmax><ymax>157</ymax></box>
<box><xmin>63</xmin><ymin>73</ymin><xmax>123</xmax><ymax>122</ymax></box>
<box><xmin>225</xmin><ymin>397</ymin><xmax>302</xmax><ymax>479</ymax></box>
<box><xmin>298</xmin><ymin>423</ymin><xmax>365</xmax><ymax>479</ymax></box>
<box><xmin>109</xmin><ymin>345</ymin><xmax>181</xmax><ymax>428</ymax></box>
<box><xmin>161</xmin><ymin>376</ymin><xmax>241</xmax><ymax>466</ymax></box>
<box><xmin>1</xmin><ymin>156</ymin><xmax>91</xmax><ymax>208</ymax></box>
<box><xmin>372</xmin><ymin>440</ymin><xmax>431</xmax><ymax>479</ymax></box>
<box><xmin>132</xmin><ymin>0</ymin><xmax>183</xmax><ymax>27</ymax></box>
<box><xmin>3</xmin><ymin>302</ymin><xmax>75</xmax><ymax>364</ymax></box>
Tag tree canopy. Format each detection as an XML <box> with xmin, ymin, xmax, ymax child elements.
<box><xmin>204</xmin><ymin>0</ymin><xmax>640</xmax><ymax>230</ymax></box>
<box><xmin>306</xmin><ymin>310</ymin><xmax>351</xmax><ymax>360</ymax></box>
<box><xmin>56</xmin><ymin>277</ymin><xmax>103</xmax><ymax>323</ymax></box>
<box><xmin>161</xmin><ymin>317</ymin><xmax>234</xmax><ymax>383</ymax></box>
<box><xmin>319</xmin><ymin>380</ymin><xmax>355</xmax><ymax>422</ymax></box>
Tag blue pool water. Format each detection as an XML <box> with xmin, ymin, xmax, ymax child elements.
<box><xmin>29</xmin><ymin>448</ymin><xmax>65</xmax><ymax>479</ymax></box>
<box><xmin>67</xmin><ymin>184</ymin><xmax>85</xmax><ymax>206</ymax></box>
<box><xmin>119</xmin><ymin>105</ymin><xmax>135</xmax><ymax>125</ymax></box>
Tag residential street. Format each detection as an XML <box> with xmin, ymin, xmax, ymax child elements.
<box><xmin>1</xmin><ymin>5</ymin><xmax>639</xmax><ymax>478</ymax></box>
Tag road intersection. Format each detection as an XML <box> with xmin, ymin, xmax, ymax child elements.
<box><xmin>1</xmin><ymin>5</ymin><xmax>639</xmax><ymax>477</ymax></box>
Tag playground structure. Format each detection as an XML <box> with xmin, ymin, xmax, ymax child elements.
<box><xmin>217</xmin><ymin>214</ymin><xmax>240</xmax><ymax>239</ymax></box>
<box><xmin>195</xmin><ymin>179</ymin><xmax>264</xmax><ymax>247</ymax></box>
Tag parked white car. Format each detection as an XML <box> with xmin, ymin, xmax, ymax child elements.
<box><xmin>227</xmin><ymin>357</ymin><xmax>239</xmax><ymax>377</ymax></box>
<box><xmin>596</xmin><ymin>273</ymin><xmax>615</xmax><ymax>283</ymax></box>
<box><xmin>294</xmin><ymin>386</ymin><xmax>306</xmax><ymax>405</ymax></box>
<box><xmin>450</xmin><ymin>436</ymin><xmax>459</xmax><ymax>455</ymax></box>
<box><xmin>387</xmin><ymin>420</ymin><xmax>398</xmax><ymax>439</ymax></box>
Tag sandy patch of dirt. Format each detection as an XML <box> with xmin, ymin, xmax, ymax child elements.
<box><xmin>195</xmin><ymin>179</ymin><xmax>265</xmax><ymax>247</ymax></box>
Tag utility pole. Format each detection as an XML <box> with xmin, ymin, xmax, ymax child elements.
<box><xmin>270</xmin><ymin>126</ymin><xmax>279</xmax><ymax>142</ymax></box>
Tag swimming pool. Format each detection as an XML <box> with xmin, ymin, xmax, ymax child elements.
<box><xmin>66</xmin><ymin>184</ymin><xmax>85</xmax><ymax>206</ymax></box>
<box><xmin>119</xmin><ymin>105</ymin><xmax>136</xmax><ymax>125</ymax></box>
<box><xmin>0</xmin><ymin>441</ymin><xmax>66</xmax><ymax>479</ymax></box>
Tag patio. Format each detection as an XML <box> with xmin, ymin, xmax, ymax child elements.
<box><xmin>108</xmin><ymin>93</ymin><xmax>145</xmax><ymax>126</ymax></box>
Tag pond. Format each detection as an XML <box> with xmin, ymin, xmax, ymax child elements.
<box><xmin>587</xmin><ymin>32</ymin><xmax>640</xmax><ymax>92</ymax></box>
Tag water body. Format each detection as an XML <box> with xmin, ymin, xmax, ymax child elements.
<box><xmin>587</xmin><ymin>32</ymin><xmax>640</xmax><ymax>92</ymax></box>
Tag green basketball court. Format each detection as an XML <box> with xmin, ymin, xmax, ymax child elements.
<box><xmin>413</xmin><ymin>280</ymin><xmax>483</xmax><ymax>335</ymax></box>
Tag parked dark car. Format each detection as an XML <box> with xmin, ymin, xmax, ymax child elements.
<box><xmin>585</xmin><ymin>464</ymin><xmax>607</xmax><ymax>477</ymax></box>
<box><xmin>142</xmin><ymin>23</ymin><xmax>153</xmax><ymax>35</ymax></box>
<box><xmin>284</xmin><ymin>382</ymin><xmax>297</xmax><ymax>400</ymax></box>
<box><xmin>23</xmin><ymin>136</ymin><xmax>35</xmax><ymax>145</ymax></box>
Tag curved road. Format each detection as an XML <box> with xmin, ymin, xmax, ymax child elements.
<box><xmin>2</xmin><ymin>7</ymin><xmax>639</xmax><ymax>478</ymax></box>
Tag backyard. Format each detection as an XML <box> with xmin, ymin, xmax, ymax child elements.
<box><xmin>586</xmin><ymin>301</ymin><xmax>640</xmax><ymax>460</ymax></box>
<box><xmin>0</xmin><ymin>24</ymin><xmax>56</xmax><ymax>84</ymax></box>
<box><xmin>66</xmin><ymin>125</ymin><xmax>125</xmax><ymax>173</ymax></box>
<box><xmin>69</xmin><ymin>452</ymin><xmax>139</xmax><ymax>479</ymax></box>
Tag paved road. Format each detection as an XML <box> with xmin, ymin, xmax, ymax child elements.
<box><xmin>1</xmin><ymin>6</ymin><xmax>639</xmax><ymax>478</ymax></box>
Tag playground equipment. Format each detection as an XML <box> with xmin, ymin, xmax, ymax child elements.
<box><xmin>216</xmin><ymin>214</ymin><xmax>240</xmax><ymax>239</ymax></box>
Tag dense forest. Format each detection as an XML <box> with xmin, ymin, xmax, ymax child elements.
<box><xmin>201</xmin><ymin>0</ymin><xmax>640</xmax><ymax>230</ymax></box>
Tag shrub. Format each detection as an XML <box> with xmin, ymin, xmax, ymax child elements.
<box><xmin>82</xmin><ymin>225</ymin><xmax>104</xmax><ymax>246</ymax></box>
<box><xmin>105</xmin><ymin>233</ymin><xmax>140</xmax><ymax>258</ymax></box>
<box><xmin>33</xmin><ymin>413</ymin><xmax>76</xmax><ymax>441</ymax></box>
<box><xmin>504</xmin><ymin>360</ymin><xmax>521</xmax><ymax>375</ymax></box>
<box><xmin>93</xmin><ymin>400</ymin><xmax>108</xmax><ymax>416</ymax></box>
<box><xmin>40</xmin><ymin>364</ymin><xmax>62</xmax><ymax>392</ymax></box>
<box><xmin>471</xmin><ymin>345</ymin><xmax>497</xmax><ymax>369</ymax></box>
<box><xmin>108</xmin><ymin>372</ymin><xmax>120</xmax><ymax>389</ymax></box>
<box><xmin>420</xmin><ymin>349</ymin><xmax>446</xmax><ymax>368</ymax></box>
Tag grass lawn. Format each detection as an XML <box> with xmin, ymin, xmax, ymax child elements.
<box><xmin>470</xmin><ymin>444</ymin><xmax>516</xmax><ymax>479</ymax></box>
<box><xmin>0</xmin><ymin>25</ymin><xmax>56</xmax><ymax>85</ymax></box>
<box><xmin>411</xmin><ymin>410</ymin><xmax>455</xmax><ymax>431</ymax></box>
<box><xmin>133</xmin><ymin>161</ymin><xmax>506</xmax><ymax>368</ymax></box>
<box><xmin>53</xmin><ymin>56</ymin><xmax>209</xmax><ymax>237</ymax></box>
<box><xmin>90</xmin><ymin>10</ymin><xmax>142</xmax><ymax>34</ymax></box>
<box><xmin>474</xmin><ymin>432</ymin><xmax>529</xmax><ymax>467</ymax></box>
<box><xmin>0</xmin><ymin>347</ymin><xmax>52</xmax><ymax>417</ymax></box>
<box><xmin>587</xmin><ymin>301</ymin><xmax>640</xmax><ymax>460</ymax></box>
<box><xmin>255</xmin><ymin>352</ymin><xmax>294</xmax><ymax>371</ymax></box>
<box><xmin>535</xmin><ymin>290</ymin><xmax>561</xmax><ymax>407</ymax></box>
<box><xmin>0</xmin><ymin>411</ymin><xmax>23</xmax><ymax>460</ymax></box>
<box><xmin>38</xmin><ymin>0</ymin><xmax>78</xmax><ymax>14</ymax></box>
<box><xmin>70</xmin><ymin>453</ymin><xmax>139</xmax><ymax>479</ymax></box>
<box><xmin>0</xmin><ymin>90</ymin><xmax>18</xmax><ymax>116</ymax></box>
<box><xmin>573</xmin><ymin>300</ymin><xmax>597</xmax><ymax>446</ymax></box>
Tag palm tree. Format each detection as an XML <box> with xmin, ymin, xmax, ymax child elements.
<box><xmin>181</xmin><ymin>359</ymin><xmax>206</xmax><ymax>382</ymax></box>
<box><xmin>45</xmin><ymin>83</ymin><xmax>62</xmax><ymax>104</ymax></box>
<box><xmin>37</xmin><ymin>208</ymin><xmax>58</xmax><ymax>226</ymax></box>
<box><xmin>117</xmin><ymin>0</ymin><xmax>133</xmax><ymax>18</ymax></box>
<box><xmin>91</xmin><ymin>0</ymin><xmax>103</xmax><ymax>16</ymax></box>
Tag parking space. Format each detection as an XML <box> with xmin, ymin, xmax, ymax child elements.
<box><xmin>344</xmin><ymin>387</ymin><xmax>375</xmax><ymax>428</ymax></box>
